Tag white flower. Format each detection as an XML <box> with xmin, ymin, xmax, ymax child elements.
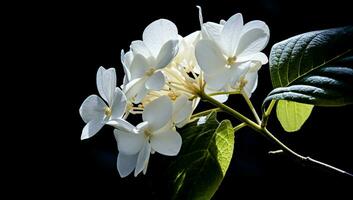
<box><xmin>79</xmin><ymin>67</ymin><xmax>127</xmax><ymax>140</ymax></box>
<box><xmin>111</xmin><ymin>96</ymin><xmax>182</xmax><ymax>177</ymax></box>
<box><xmin>172</xmin><ymin>31</ymin><xmax>201</xmax><ymax>74</ymax></box>
<box><xmin>123</xmin><ymin>19</ymin><xmax>179</xmax><ymax>103</ymax></box>
<box><xmin>195</xmin><ymin>9</ymin><xmax>269</xmax><ymax>96</ymax></box>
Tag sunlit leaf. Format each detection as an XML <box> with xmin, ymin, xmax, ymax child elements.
<box><xmin>169</xmin><ymin>112</ymin><xmax>234</xmax><ymax>200</ymax></box>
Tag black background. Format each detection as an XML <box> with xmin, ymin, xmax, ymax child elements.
<box><xmin>17</xmin><ymin>0</ymin><xmax>353</xmax><ymax>198</ymax></box>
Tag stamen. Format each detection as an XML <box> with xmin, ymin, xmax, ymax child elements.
<box><xmin>144</xmin><ymin>128</ymin><xmax>152</xmax><ymax>139</ymax></box>
<box><xmin>239</xmin><ymin>78</ymin><xmax>248</xmax><ymax>90</ymax></box>
<box><xmin>227</xmin><ymin>56</ymin><xmax>236</xmax><ymax>65</ymax></box>
<box><xmin>104</xmin><ymin>107</ymin><xmax>112</xmax><ymax>117</ymax></box>
<box><xmin>145</xmin><ymin>68</ymin><xmax>155</xmax><ymax>76</ymax></box>
<box><xmin>168</xmin><ymin>90</ymin><xmax>180</xmax><ymax>101</ymax></box>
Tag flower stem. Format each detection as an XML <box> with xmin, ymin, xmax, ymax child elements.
<box><xmin>200</xmin><ymin>91</ymin><xmax>259</xmax><ymax>128</ymax></box>
<box><xmin>261</xmin><ymin>100</ymin><xmax>276</xmax><ymax>128</ymax></box>
<box><xmin>200</xmin><ymin>91</ymin><xmax>353</xmax><ymax>177</ymax></box>
<box><xmin>241</xmin><ymin>91</ymin><xmax>261</xmax><ymax>124</ymax></box>
<box><xmin>261</xmin><ymin>128</ymin><xmax>353</xmax><ymax>177</ymax></box>
<box><xmin>191</xmin><ymin>108</ymin><xmax>221</xmax><ymax>119</ymax></box>
<box><xmin>233</xmin><ymin>123</ymin><xmax>246</xmax><ymax>132</ymax></box>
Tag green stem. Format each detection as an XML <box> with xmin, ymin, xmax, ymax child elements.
<box><xmin>241</xmin><ymin>91</ymin><xmax>261</xmax><ymax>124</ymax></box>
<box><xmin>261</xmin><ymin>128</ymin><xmax>353</xmax><ymax>177</ymax></box>
<box><xmin>191</xmin><ymin>108</ymin><xmax>221</xmax><ymax>118</ymax></box>
<box><xmin>260</xmin><ymin>128</ymin><xmax>304</xmax><ymax>158</ymax></box>
<box><xmin>200</xmin><ymin>91</ymin><xmax>353</xmax><ymax>177</ymax></box>
<box><xmin>261</xmin><ymin>100</ymin><xmax>276</xmax><ymax>128</ymax></box>
<box><xmin>233</xmin><ymin>123</ymin><xmax>246</xmax><ymax>132</ymax></box>
<box><xmin>200</xmin><ymin>91</ymin><xmax>259</xmax><ymax>129</ymax></box>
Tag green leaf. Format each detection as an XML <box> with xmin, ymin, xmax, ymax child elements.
<box><xmin>264</xmin><ymin>26</ymin><xmax>353</xmax><ymax>106</ymax></box>
<box><xmin>169</xmin><ymin>112</ymin><xmax>234</xmax><ymax>200</ymax></box>
<box><xmin>263</xmin><ymin>26</ymin><xmax>353</xmax><ymax>131</ymax></box>
<box><xmin>276</xmin><ymin>100</ymin><xmax>314</xmax><ymax>132</ymax></box>
<box><xmin>265</xmin><ymin>56</ymin><xmax>353</xmax><ymax>106</ymax></box>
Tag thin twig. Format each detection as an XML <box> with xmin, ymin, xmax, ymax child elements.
<box><xmin>233</xmin><ymin>123</ymin><xmax>246</xmax><ymax>132</ymax></box>
<box><xmin>261</xmin><ymin>100</ymin><xmax>276</xmax><ymax>128</ymax></box>
<box><xmin>241</xmin><ymin>91</ymin><xmax>261</xmax><ymax>124</ymax></box>
<box><xmin>201</xmin><ymin>91</ymin><xmax>353</xmax><ymax>177</ymax></box>
<box><xmin>191</xmin><ymin>108</ymin><xmax>221</xmax><ymax>119</ymax></box>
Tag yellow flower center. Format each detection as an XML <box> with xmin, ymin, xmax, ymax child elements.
<box><xmin>168</xmin><ymin>90</ymin><xmax>180</xmax><ymax>101</ymax></box>
<box><xmin>144</xmin><ymin>128</ymin><xmax>152</xmax><ymax>139</ymax></box>
<box><xmin>104</xmin><ymin>107</ymin><xmax>112</xmax><ymax>117</ymax></box>
<box><xmin>227</xmin><ymin>56</ymin><xmax>236</xmax><ymax>65</ymax></box>
<box><xmin>145</xmin><ymin>68</ymin><xmax>155</xmax><ymax>76</ymax></box>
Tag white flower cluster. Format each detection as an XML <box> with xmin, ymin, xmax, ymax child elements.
<box><xmin>79</xmin><ymin>7</ymin><xmax>269</xmax><ymax>177</ymax></box>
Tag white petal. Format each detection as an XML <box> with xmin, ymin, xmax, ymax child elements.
<box><xmin>114</xmin><ymin>129</ymin><xmax>145</xmax><ymax>155</ymax></box>
<box><xmin>192</xmin><ymin>64</ymin><xmax>201</xmax><ymax>75</ymax></box>
<box><xmin>237</xmin><ymin>52</ymin><xmax>268</xmax><ymax>64</ymax></box>
<box><xmin>81</xmin><ymin>119</ymin><xmax>105</xmax><ymax>140</ymax></box>
<box><xmin>197</xmin><ymin>116</ymin><xmax>207</xmax><ymax>125</ymax></box>
<box><xmin>173</xmin><ymin>95</ymin><xmax>193</xmax><ymax>124</ymax></box>
<box><xmin>110</xmin><ymin>87</ymin><xmax>127</xmax><ymax>119</ymax></box>
<box><xmin>241</xmin><ymin>20</ymin><xmax>269</xmax><ymax>38</ymax></box>
<box><xmin>150</xmin><ymin>129</ymin><xmax>182</xmax><ymax>156</ymax></box>
<box><xmin>96</xmin><ymin>67</ymin><xmax>117</xmax><ymax>105</ymax></box>
<box><xmin>129</xmin><ymin>54</ymin><xmax>150</xmax><ymax>80</ymax></box>
<box><xmin>184</xmin><ymin>31</ymin><xmax>201</xmax><ymax>46</ymax></box>
<box><xmin>228</xmin><ymin>61</ymin><xmax>252</xmax><ymax>87</ymax></box>
<box><xmin>96</xmin><ymin>67</ymin><xmax>107</xmax><ymax>103</ymax></box>
<box><xmin>243</xmin><ymin>71</ymin><xmax>258</xmax><ymax>97</ymax></box>
<box><xmin>122</xmin><ymin>76</ymin><xmax>128</xmax><ymax>90</ymax></box>
<box><xmin>142</xmin><ymin>96</ymin><xmax>172</xmax><ymax>131</ymax></box>
<box><xmin>107</xmin><ymin>118</ymin><xmax>136</xmax><ymax>132</ymax></box>
<box><xmin>121</xmin><ymin>50</ymin><xmax>134</xmax><ymax>68</ymax></box>
<box><xmin>249</xmin><ymin>60</ymin><xmax>263</xmax><ymax>72</ymax></box>
<box><xmin>236</xmin><ymin>20</ymin><xmax>270</xmax><ymax>57</ymax></box>
<box><xmin>197</xmin><ymin>5</ymin><xmax>203</xmax><ymax>26</ymax></box>
<box><xmin>195</xmin><ymin>39</ymin><xmax>226</xmax><ymax>75</ymax></box>
<box><xmin>130</xmin><ymin>40</ymin><xmax>152</xmax><ymax>59</ymax></box>
<box><xmin>134</xmin><ymin>85</ymin><xmax>148</xmax><ymax>104</ymax></box>
<box><xmin>192</xmin><ymin>98</ymin><xmax>200</xmax><ymax>111</ymax></box>
<box><xmin>117</xmin><ymin>152</ymin><xmax>137</xmax><ymax>178</ymax></box>
<box><xmin>124</xmin><ymin>77</ymin><xmax>148</xmax><ymax>103</ymax></box>
<box><xmin>136</xmin><ymin>121</ymin><xmax>149</xmax><ymax>131</ymax></box>
<box><xmin>204</xmin><ymin>69</ymin><xmax>230</xmax><ymax>90</ymax></box>
<box><xmin>145</xmin><ymin>71</ymin><xmax>165</xmax><ymax>90</ymax></box>
<box><xmin>155</xmin><ymin>40</ymin><xmax>179</xmax><ymax>69</ymax></box>
<box><xmin>79</xmin><ymin>95</ymin><xmax>106</xmax><ymax>123</ymax></box>
<box><xmin>120</xmin><ymin>49</ymin><xmax>132</xmax><ymax>82</ymax></box>
<box><xmin>142</xmin><ymin>19</ymin><xmax>178</xmax><ymax>58</ymax></box>
<box><xmin>175</xmin><ymin>32</ymin><xmax>200</xmax><ymax>74</ymax></box>
<box><xmin>221</xmin><ymin>13</ymin><xmax>243</xmax><ymax>56</ymax></box>
<box><xmin>202</xmin><ymin>22</ymin><xmax>223</xmax><ymax>44</ymax></box>
<box><xmin>176</xmin><ymin>119</ymin><xmax>189</xmax><ymax>128</ymax></box>
<box><xmin>134</xmin><ymin>141</ymin><xmax>151</xmax><ymax>177</ymax></box>
<box><xmin>104</xmin><ymin>68</ymin><xmax>117</xmax><ymax>105</ymax></box>
<box><xmin>212</xmin><ymin>94</ymin><xmax>229</xmax><ymax>103</ymax></box>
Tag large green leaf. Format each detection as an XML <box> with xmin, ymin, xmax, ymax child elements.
<box><xmin>265</xmin><ymin>55</ymin><xmax>353</xmax><ymax>106</ymax></box>
<box><xmin>263</xmin><ymin>26</ymin><xmax>353</xmax><ymax>106</ymax></box>
<box><xmin>263</xmin><ymin>26</ymin><xmax>353</xmax><ymax>132</ymax></box>
<box><xmin>169</xmin><ymin>112</ymin><xmax>234</xmax><ymax>200</ymax></box>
